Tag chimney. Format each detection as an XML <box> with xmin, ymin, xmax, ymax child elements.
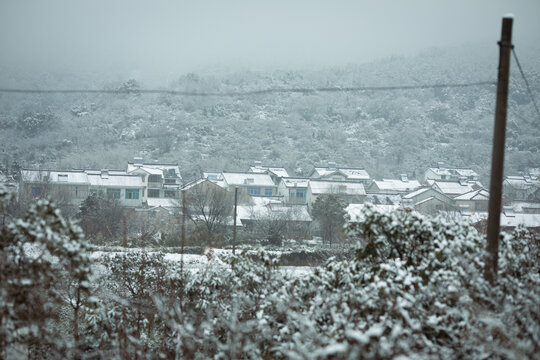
<box><xmin>400</xmin><ymin>174</ymin><xmax>408</xmax><ymax>182</ymax></box>
<box><xmin>101</xmin><ymin>169</ymin><xmax>109</xmax><ymax>179</ymax></box>
<box><xmin>328</xmin><ymin>161</ymin><xmax>337</xmax><ymax>169</ymax></box>
<box><xmin>437</xmin><ymin>162</ymin><xmax>445</xmax><ymax>169</ymax></box>
<box><xmin>458</xmin><ymin>177</ymin><xmax>467</xmax><ymax>186</ymax></box>
<box><xmin>134</xmin><ymin>157</ymin><xmax>143</xmax><ymax>166</ymax></box>
<box><xmin>254</xmin><ymin>160</ymin><xmax>262</xmax><ymax>168</ymax></box>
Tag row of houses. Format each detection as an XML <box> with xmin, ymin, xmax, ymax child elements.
<box><xmin>9</xmin><ymin>158</ymin><xmax>540</xmax><ymax>234</ymax></box>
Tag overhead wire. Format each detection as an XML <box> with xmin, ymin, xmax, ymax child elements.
<box><xmin>511</xmin><ymin>48</ymin><xmax>540</xmax><ymax>122</ymax></box>
<box><xmin>0</xmin><ymin>80</ymin><xmax>496</xmax><ymax>96</ymax></box>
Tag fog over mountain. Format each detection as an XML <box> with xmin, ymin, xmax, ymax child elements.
<box><xmin>1</xmin><ymin>0</ymin><xmax>540</xmax><ymax>82</ymax></box>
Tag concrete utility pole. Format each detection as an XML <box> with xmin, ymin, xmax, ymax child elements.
<box><xmin>233</xmin><ymin>186</ymin><xmax>238</xmax><ymax>255</ymax></box>
<box><xmin>485</xmin><ymin>15</ymin><xmax>513</xmax><ymax>284</ymax></box>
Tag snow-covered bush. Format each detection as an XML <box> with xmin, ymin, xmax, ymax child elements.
<box><xmin>0</xmin><ymin>187</ymin><xmax>92</xmax><ymax>358</ymax></box>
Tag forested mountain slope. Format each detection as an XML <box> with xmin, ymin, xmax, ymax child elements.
<box><xmin>1</xmin><ymin>43</ymin><xmax>539</xmax><ymax>183</ymax></box>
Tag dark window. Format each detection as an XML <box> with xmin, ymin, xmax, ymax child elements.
<box><xmin>31</xmin><ymin>187</ymin><xmax>41</xmax><ymax>196</ymax></box>
<box><xmin>107</xmin><ymin>188</ymin><xmax>121</xmax><ymax>199</ymax></box>
<box><xmin>148</xmin><ymin>189</ymin><xmax>160</xmax><ymax>198</ymax></box>
<box><xmin>126</xmin><ymin>189</ymin><xmax>140</xmax><ymax>199</ymax></box>
<box><xmin>148</xmin><ymin>175</ymin><xmax>162</xmax><ymax>182</ymax></box>
<box><xmin>265</xmin><ymin>188</ymin><xmax>273</xmax><ymax>196</ymax></box>
<box><xmin>248</xmin><ymin>187</ymin><xmax>260</xmax><ymax>195</ymax></box>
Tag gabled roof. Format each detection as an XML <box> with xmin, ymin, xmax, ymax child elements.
<box><xmin>221</xmin><ymin>172</ymin><xmax>276</xmax><ymax>187</ymax></box>
<box><xmin>372</xmin><ymin>178</ymin><xmax>422</xmax><ymax>192</ymax></box>
<box><xmin>279</xmin><ymin>177</ymin><xmax>310</xmax><ymax>189</ymax></box>
<box><xmin>127</xmin><ymin>162</ymin><xmax>181</xmax><ymax>179</ymax></box>
<box><xmin>312</xmin><ymin>167</ymin><xmax>370</xmax><ymax>180</ymax></box>
<box><xmin>454</xmin><ymin>188</ymin><xmax>489</xmax><ymax>201</ymax></box>
<box><xmin>203</xmin><ymin>172</ymin><xmax>227</xmax><ymax>188</ymax></box>
<box><xmin>309</xmin><ymin>180</ymin><xmax>366</xmax><ymax>196</ymax></box>
<box><xmin>504</xmin><ymin>176</ymin><xmax>540</xmax><ymax>190</ymax></box>
<box><xmin>402</xmin><ymin>187</ymin><xmax>432</xmax><ymax>199</ymax></box>
<box><xmin>21</xmin><ymin>169</ymin><xmax>89</xmax><ymax>184</ymax></box>
<box><xmin>249</xmin><ymin>165</ymin><xmax>290</xmax><ymax>178</ymax></box>
<box><xmin>431</xmin><ymin>180</ymin><xmax>481</xmax><ymax>196</ymax></box>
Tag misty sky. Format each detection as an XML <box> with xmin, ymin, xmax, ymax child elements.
<box><xmin>1</xmin><ymin>0</ymin><xmax>539</xmax><ymax>80</ymax></box>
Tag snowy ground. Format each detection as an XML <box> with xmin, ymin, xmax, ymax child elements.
<box><xmin>90</xmin><ymin>249</ymin><xmax>314</xmax><ymax>277</ymax></box>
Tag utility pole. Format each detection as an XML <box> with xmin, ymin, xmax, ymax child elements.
<box><xmin>233</xmin><ymin>186</ymin><xmax>238</xmax><ymax>255</ymax></box>
<box><xmin>485</xmin><ymin>15</ymin><xmax>513</xmax><ymax>284</ymax></box>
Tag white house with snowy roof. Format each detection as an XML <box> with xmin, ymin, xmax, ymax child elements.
<box><xmin>430</xmin><ymin>179</ymin><xmax>483</xmax><ymax>198</ymax></box>
<box><xmin>127</xmin><ymin>157</ymin><xmax>182</xmax><ymax>200</ymax></box>
<box><xmin>20</xmin><ymin>168</ymin><xmax>145</xmax><ymax>208</ymax></box>
<box><xmin>306</xmin><ymin>180</ymin><xmax>366</xmax><ymax>210</ymax></box>
<box><xmin>503</xmin><ymin>175</ymin><xmax>540</xmax><ymax>202</ymax></box>
<box><xmin>309</xmin><ymin>162</ymin><xmax>370</xmax><ymax>184</ymax></box>
<box><xmin>423</xmin><ymin>163</ymin><xmax>479</xmax><ymax>183</ymax></box>
<box><xmin>277</xmin><ymin>178</ymin><xmax>310</xmax><ymax>204</ymax></box>
<box><xmin>454</xmin><ymin>188</ymin><xmax>489</xmax><ymax>212</ymax></box>
<box><xmin>248</xmin><ymin>161</ymin><xmax>290</xmax><ymax>185</ymax></box>
<box><xmin>402</xmin><ymin>187</ymin><xmax>455</xmax><ymax>215</ymax></box>
<box><xmin>220</xmin><ymin>172</ymin><xmax>277</xmax><ymax>199</ymax></box>
<box><xmin>367</xmin><ymin>175</ymin><xmax>422</xmax><ymax>194</ymax></box>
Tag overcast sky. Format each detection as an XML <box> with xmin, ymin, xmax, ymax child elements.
<box><xmin>1</xmin><ymin>0</ymin><xmax>539</xmax><ymax>80</ymax></box>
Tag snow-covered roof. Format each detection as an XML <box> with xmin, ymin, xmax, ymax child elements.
<box><xmin>510</xmin><ymin>201</ymin><xmax>540</xmax><ymax>212</ymax></box>
<box><xmin>181</xmin><ymin>178</ymin><xmax>207</xmax><ymax>190</ymax></box>
<box><xmin>426</xmin><ymin>167</ymin><xmax>478</xmax><ymax>178</ymax></box>
<box><xmin>222</xmin><ymin>172</ymin><xmax>276</xmax><ymax>187</ymax></box>
<box><xmin>454</xmin><ymin>189</ymin><xmax>489</xmax><ymax>201</ymax></box>
<box><xmin>313</xmin><ymin>167</ymin><xmax>370</xmax><ymax>180</ymax></box>
<box><xmin>504</xmin><ymin>176</ymin><xmax>540</xmax><ymax>190</ymax></box>
<box><xmin>309</xmin><ymin>180</ymin><xmax>366</xmax><ymax>196</ymax></box>
<box><xmin>346</xmin><ymin>203</ymin><xmax>399</xmax><ymax>221</ymax></box>
<box><xmin>147</xmin><ymin>198</ymin><xmax>181</xmax><ymax>208</ymax></box>
<box><xmin>280</xmin><ymin>178</ymin><xmax>310</xmax><ymax>189</ymax></box>
<box><xmin>127</xmin><ymin>162</ymin><xmax>181</xmax><ymax>179</ymax></box>
<box><xmin>203</xmin><ymin>172</ymin><xmax>227</xmax><ymax>188</ymax></box>
<box><xmin>249</xmin><ymin>165</ymin><xmax>290</xmax><ymax>178</ymax></box>
<box><xmin>500</xmin><ymin>212</ymin><xmax>540</xmax><ymax>228</ymax></box>
<box><xmin>431</xmin><ymin>180</ymin><xmax>480</xmax><ymax>196</ymax></box>
<box><xmin>236</xmin><ymin>202</ymin><xmax>312</xmax><ymax>223</ymax></box>
<box><xmin>402</xmin><ymin>187</ymin><xmax>432</xmax><ymax>199</ymax></box>
<box><xmin>21</xmin><ymin>169</ymin><xmax>89</xmax><ymax>184</ymax></box>
<box><xmin>372</xmin><ymin>179</ymin><xmax>422</xmax><ymax>192</ymax></box>
<box><xmin>87</xmin><ymin>173</ymin><xmax>143</xmax><ymax>188</ymax></box>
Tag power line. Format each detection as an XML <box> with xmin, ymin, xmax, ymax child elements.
<box><xmin>512</xmin><ymin>48</ymin><xmax>540</xmax><ymax>122</ymax></box>
<box><xmin>0</xmin><ymin>80</ymin><xmax>495</xmax><ymax>97</ymax></box>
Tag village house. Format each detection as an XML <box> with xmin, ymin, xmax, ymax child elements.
<box><xmin>430</xmin><ymin>179</ymin><xmax>483</xmax><ymax>198</ymax></box>
<box><xmin>503</xmin><ymin>175</ymin><xmax>540</xmax><ymax>202</ymax></box>
<box><xmin>127</xmin><ymin>157</ymin><xmax>182</xmax><ymax>200</ymax></box>
<box><xmin>423</xmin><ymin>163</ymin><xmax>480</xmax><ymax>183</ymax></box>
<box><xmin>402</xmin><ymin>187</ymin><xmax>455</xmax><ymax>215</ymax></box>
<box><xmin>309</xmin><ymin>162</ymin><xmax>370</xmax><ymax>184</ymax></box>
<box><xmin>277</xmin><ymin>177</ymin><xmax>310</xmax><ymax>204</ymax></box>
<box><xmin>20</xmin><ymin>168</ymin><xmax>145</xmax><ymax>209</ymax></box>
<box><xmin>454</xmin><ymin>188</ymin><xmax>489</xmax><ymax>212</ymax></box>
<box><xmin>248</xmin><ymin>161</ymin><xmax>290</xmax><ymax>185</ymax></box>
<box><xmin>306</xmin><ymin>179</ymin><xmax>366</xmax><ymax>211</ymax></box>
<box><xmin>219</xmin><ymin>172</ymin><xmax>277</xmax><ymax>202</ymax></box>
<box><xmin>367</xmin><ymin>174</ymin><xmax>422</xmax><ymax>194</ymax></box>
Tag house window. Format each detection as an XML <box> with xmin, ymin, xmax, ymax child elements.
<box><xmin>31</xmin><ymin>187</ymin><xmax>41</xmax><ymax>197</ymax></box>
<box><xmin>290</xmin><ymin>190</ymin><xmax>295</xmax><ymax>198</ymax></box>
<box><xmin>58</xmin><ymin>174</ymin><xmax>68</xmax><ymax>182</ymax></box>
<box><xmin>247</xmin><ymin>187</ymin><xmax>260</xmax><ymax>195</ymax></box>
<box><xmin>296</xmin><ymin>189</ymin><xmax>306</xmax><ymax>198</ymax></box>
<box><xmin>265</xmin><ymin>188</ymin><xmax>273</xmax><ymax>196</ymax></box>
<box><xmin>148</xmin><ymin>189</ymin><xmax>160</xmax><ymax>198</ymax></box>
<box><xmin>164</xmin><ymin>179</ymin><xmax>176</xmax><ymax>184</ymax></box>
<box><xmin>126</xmin><ymin>189</ymin><xmax>140</xmax><ymax>199</ymax></box>
<box><xmin>164</xmin><ymin>190</ymin><xmax>176</xmax><ymax>198</ymax></box>
<box><xmin>107</xmin><ymin>188</ymin><xmax>121</xmax><ymax>199</ymax></box>
<box><xmin>148</xmin><ymin>175</ymin><xmax>162</xmax><ymax>182</ymax></box>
